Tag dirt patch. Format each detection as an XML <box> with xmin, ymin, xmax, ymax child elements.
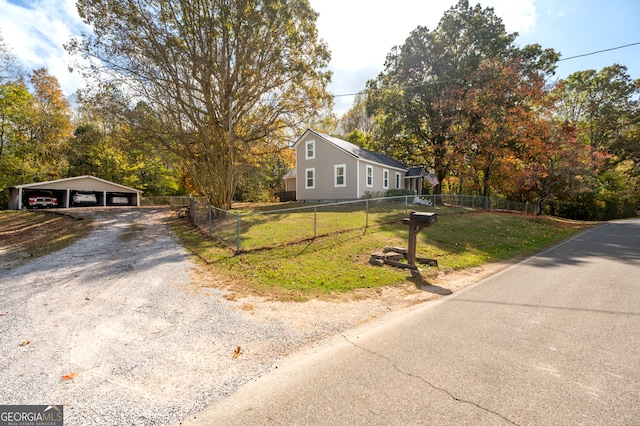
<box><xmin>217</xmin><ymin>261</ymin><xmax>511</xmax><ymax>336</ymax></box>
<box><xmin>0</xmin><ymin>210</ymin><xmax>92</xmax><ymax>272</ymax></box>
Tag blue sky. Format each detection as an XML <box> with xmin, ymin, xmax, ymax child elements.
<box><xmin>1</xmin><ymin>0</ymin><xmax>639</xmax><ymax>115</ymax></box>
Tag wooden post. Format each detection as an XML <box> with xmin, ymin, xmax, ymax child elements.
<box><xmin>402</xmin><ymin>212</ymin><xmax>437</xmax><ymax>266</ymax></box>
<box><xmin>407</xmin><ymin>222</ymin><xmax>419</xmax><ymax>265</ymax></box>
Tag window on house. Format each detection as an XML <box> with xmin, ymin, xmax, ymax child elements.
<box><xmin>366</xmin><ymin>165</ymin><xmax>373</xmax><ymax>187</ymax></box>
<box><xmin>383</xmin><ymin>169</ymin><xmax>389</xmax><ymax>189</ymax></box>
<box><xmin>305</xmin><ymin>140</ymin><xmax>315</xmax><ymax>160</ymax></box>
<box><xmin>395</xmin><ymin>172</ymin><xmax>401</xmax><ymax>189</ymax></box>
<box><xmin>305</xmin><ymin>168</ymin><xmax>315</xmax><ymax>189</ymax></box>
<box><xmin>334</xmin><ymin>164</ymin><xmax>346</xmax><ymax>187</ymax></box>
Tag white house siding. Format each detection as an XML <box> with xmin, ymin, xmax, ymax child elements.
<box><xmin>357</xmin><ymin>161</ymin><xmax>406</xmax><ymax>197</ymax></box>
<box><xmin>295</xmin><ymin>133</ymin><xmax>358</xmax><ymax>201</ymax></box>
<box><xmin>294</xmin><ymin>131</ymin><xmax>408</xmax><ymax>201</ymax></box>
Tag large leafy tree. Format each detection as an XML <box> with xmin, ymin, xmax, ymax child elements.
<box><xmin>0</xmin><ymin>68</ymin><xmax>72</xmax><ymax>194</ymax></box>
<box><xmin>553</xmin><ymin>65</ymin><xmax>640</xmax><ymax>167</ymax></box>
<box><xmin>551</xmin><ymin>65</ymin><xmax>640</xmax><ymax>219</ymax></box>
<box><xmin>24</xmin><ymin>68</ymin><xmax>74</xmax><ymax>182</ymax></box>
<box><xmin>67</xmin><ymin>0</ymin><xmax>332</xmax><ymax>209</ymax></box>
<box><xmin>366</xmin><ymin>0</ymin><xmax>557</xmax><ymax>195</ymax></box>
<box><xmin>70</xmin><ymin>88</ymin><xmax>186</xmax><ymax>195</ymax></box>
<box><xmin>453</xmin><ymin>51</ymin><xmax>555</xmax><ymax>196</ymax></box>
<box><xmin>0</xmin><ymin>33</ymin><xmax>29</xmax><ymax>200</ymax></box>
<box><xmin>0</xmin><ymin>79</ymin><xmax>33</xmax><ymax>198</ymax></box>
<box><xmin>511</xmin><ymin>120</ymin><xmax>596</xmax><ymax>214</ymax></box>
<box><xmin>0</xmin><ymin>80</ymin><xmax>32</xmax><ymax>160</ymax></box>
<box><xmin>337</xmin><ymin>94</ymin><xmax>374</xmax><ymax>138</ymax></box>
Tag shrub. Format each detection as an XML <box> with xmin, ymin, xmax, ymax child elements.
<box><xmin>385</xmin><ymin>189</ymin><xmax>415</xmax><ymax>197</ymax></box>
<box><xmin>361</xmin><ymin>191</ymin><xmax>385</xmax><ymax>199</ymax></box>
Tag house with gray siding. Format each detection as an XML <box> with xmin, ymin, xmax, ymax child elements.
<box><xmin>290</xmin><ymin>129</ymin><xmax>412</xmax><ymax>201</ymax></box>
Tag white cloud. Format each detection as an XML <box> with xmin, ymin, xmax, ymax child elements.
<box><xmin>311</xmin><ymin>0</ymin><xmax>456</xmax><ymax>71</ymax></box>
<box><xmin>0</xmin><ymin>0</ymin><xmax>88</xmax><ymax>95</ymax></box>
<box><xmin>0</xmin><ymin>0</ymin><xmax>543</xmax><ymax>115</ymax></box>
<box><xmin>486</xmin><ymin>0</ymin><xmax>538</xmax><ymax>34</ymax></box>
<box><xmin>310</xmin><ymin>0</ymin><xmax>458</xmax><ymax>113</ymax></box>
<box><xmin>311</xmin><ymin>0</ymin><xmax>541</xmax><ymax>114</ymax></box>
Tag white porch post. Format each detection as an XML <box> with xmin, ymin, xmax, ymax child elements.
<box><xmin>356</xmin><ymin>159</ymin><xmax>361</xmax><ymax>198</ymax></box>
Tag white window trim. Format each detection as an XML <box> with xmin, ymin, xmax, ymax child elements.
<box><xmin>366</xmin><ymin>165</ymin><xmax>373</xmax><ymax>187</ymax></box>
<box><xmin>383</xmin><ymin>169</ymin><xmax>389</xmax><ymax>189</ymax></box>
<box><xmin>305</xmin><ymin>167</ymin><xmax>315</xmax><ymax>189</ymax></box>
<box><xmin>334</xmin><ymin>164</ymin><xmax>346</xmax><ymax>188</ymax></box>
<box><xmin>395</xmin><ymin>172</ymin><xmax>401</xmax><ymax>189</ymax></box>
<box><xmin>305</xmin><ymin>140</ymin><xmax>315</xmax><ymax>160</ymax></box>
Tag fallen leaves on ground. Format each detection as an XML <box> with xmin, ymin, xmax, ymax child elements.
<box><xmin>233</xmin><ymin>346</ymin><xmax>242</xmax><ymax>359</ymax></box>
<box><xmin>61</xmin><ymin>372</ymin><xmax>78</xmax><ymax>380</ymax></box>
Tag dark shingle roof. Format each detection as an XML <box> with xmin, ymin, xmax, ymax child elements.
<box><xmin>309</xmin><ymin>130</ymin><xmax>407</xmax><ymax>170</ymax></box>
<box><xmin>406</xmin><ymin>166</ymin><xmax>426</xmax><ymax>178</ymax></box>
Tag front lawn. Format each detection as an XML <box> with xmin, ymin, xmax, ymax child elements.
<box><xmin>171</xmin><ymin>210</ymin><xmax>592</xmax><ymax>300</ymax></box>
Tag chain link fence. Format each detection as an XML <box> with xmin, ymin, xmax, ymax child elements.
<box><xmin>140</xmin><ymin>196</ymin><xmax>192</xmax><ymax>206</ymax></box>
<box><xmin>189</xmin><ymin>194</ymin><xmax>536</xmax><ymax>254</ymax></box>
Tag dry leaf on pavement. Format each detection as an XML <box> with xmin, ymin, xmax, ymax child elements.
<box><xmin>61</xmin><ymin>372</ymin><xmax>78</xmax><ymax>380</ymax></box>
<box><xmin>233</xmin><ymin>346</ymin><xmax>242</xmax><ymax>359</ymax></box>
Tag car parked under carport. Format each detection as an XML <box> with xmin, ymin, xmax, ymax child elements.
<box><xmin>27</xmin><ymin>194</ymin><xmax>58</xmax><ymax>209</ymax></box>
<box><xmin>7</xmin><ymin>175</ymin><xmax>142</xmax><ymax>210</ymax></box>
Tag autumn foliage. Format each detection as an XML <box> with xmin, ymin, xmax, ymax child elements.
<box><xmin>360</xmin><ymin>0</ymin><xmax>639</xmax><ymax>219</ymax></box>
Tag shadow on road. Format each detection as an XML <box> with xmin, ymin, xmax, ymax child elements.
<box><xmin>408</xmin><ymin>274</ymin><xmax>453</xmax><ymax>295</ymax></box>
<box><xmin>449</xmin><ymin>298</ymin><xmax>640</xmax><ymax>317</ymax></box>
<box><xmin>526</xmin><ymin>220</ymin><xmax>640</xmax><ymax>269</ymax></box>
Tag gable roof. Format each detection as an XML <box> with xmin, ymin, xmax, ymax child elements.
<box><xmin>11</xmin><ymin>175</ymin><xmax>142</xmax><ymax>193</ymax></box>
<box><xmin>295</xmin><ymin>129</ymin><xmax>407</xmax><ymax>171</ymax></box>
<box><xmin>282</xmin><ymin>168</ymin><xmax>296</xmax><ymax>179</ymax></box>
<box><xmin>406</xmin><ymin>166</ymin><xmax>426</xmax><ymax>178</ymax></box>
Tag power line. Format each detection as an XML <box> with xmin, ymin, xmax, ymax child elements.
<box><xmin>334</xmin><ymin>91</ymin><xmax>364</xmax><ymax>98</ymax></box>
<box><xmin>558</xmin><ymin>41</ymin><xmax>640</xmax><ymax>61</ymax></box>
<box><xmin>331</xmin><ymin>41</ymin><xmax>640</xmax><ymax>98</ymax></box>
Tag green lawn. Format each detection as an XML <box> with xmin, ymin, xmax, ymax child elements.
<box><xmin>172</xmin><ymin>210</ymin><xmax>592</xmax><ymax>300</ymax></box>
<box><xmin>199</xmin><ymin>199</ymin><xmax>472</xmax><ymax>251</ymax></box>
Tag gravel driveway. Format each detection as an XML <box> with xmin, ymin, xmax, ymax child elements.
<box><xmin>1</xmin><ymin>207</ymin><xmax>485</xmax><ymax>425</ymax></box>
<box><xmin>0</xmin><ymin>208</ymin><xmax>384</xmax><ymax>425</ymax></box>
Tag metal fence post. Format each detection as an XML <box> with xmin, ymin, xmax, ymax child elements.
<box><xmin>191</xmin><ymin>196</ymin><xmax>197</xmax><ymax>226</ymax></box>
<box><xmin>208</xmin><ymin>206</ymin><xmax>212</xmax><ymax>236</ymax></box>
<box><xmin>365</xmin><ymin>200</ymin><xmax>369</xmax><ymax>229</ymax></box>
<box><xmin>236</xmin><ymin>213</ymin><xmax>241</xmax><ymax>254</ymax></box>
<box><xmin>314</xmin><ymin>206</ymin><xmax>317</xmax><ymax>238</ymax></box>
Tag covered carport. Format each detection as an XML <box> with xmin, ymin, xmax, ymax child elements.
<box><xmin>8</xmin><ymin>175</ymin><xmax>142</xmax><ymax>210</ymax></box>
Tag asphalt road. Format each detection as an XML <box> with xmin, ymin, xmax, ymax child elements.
<box><xmin>178</xmin><ymin>219</ymin><xmax>640</xmax><ymax>425</ymax></box>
